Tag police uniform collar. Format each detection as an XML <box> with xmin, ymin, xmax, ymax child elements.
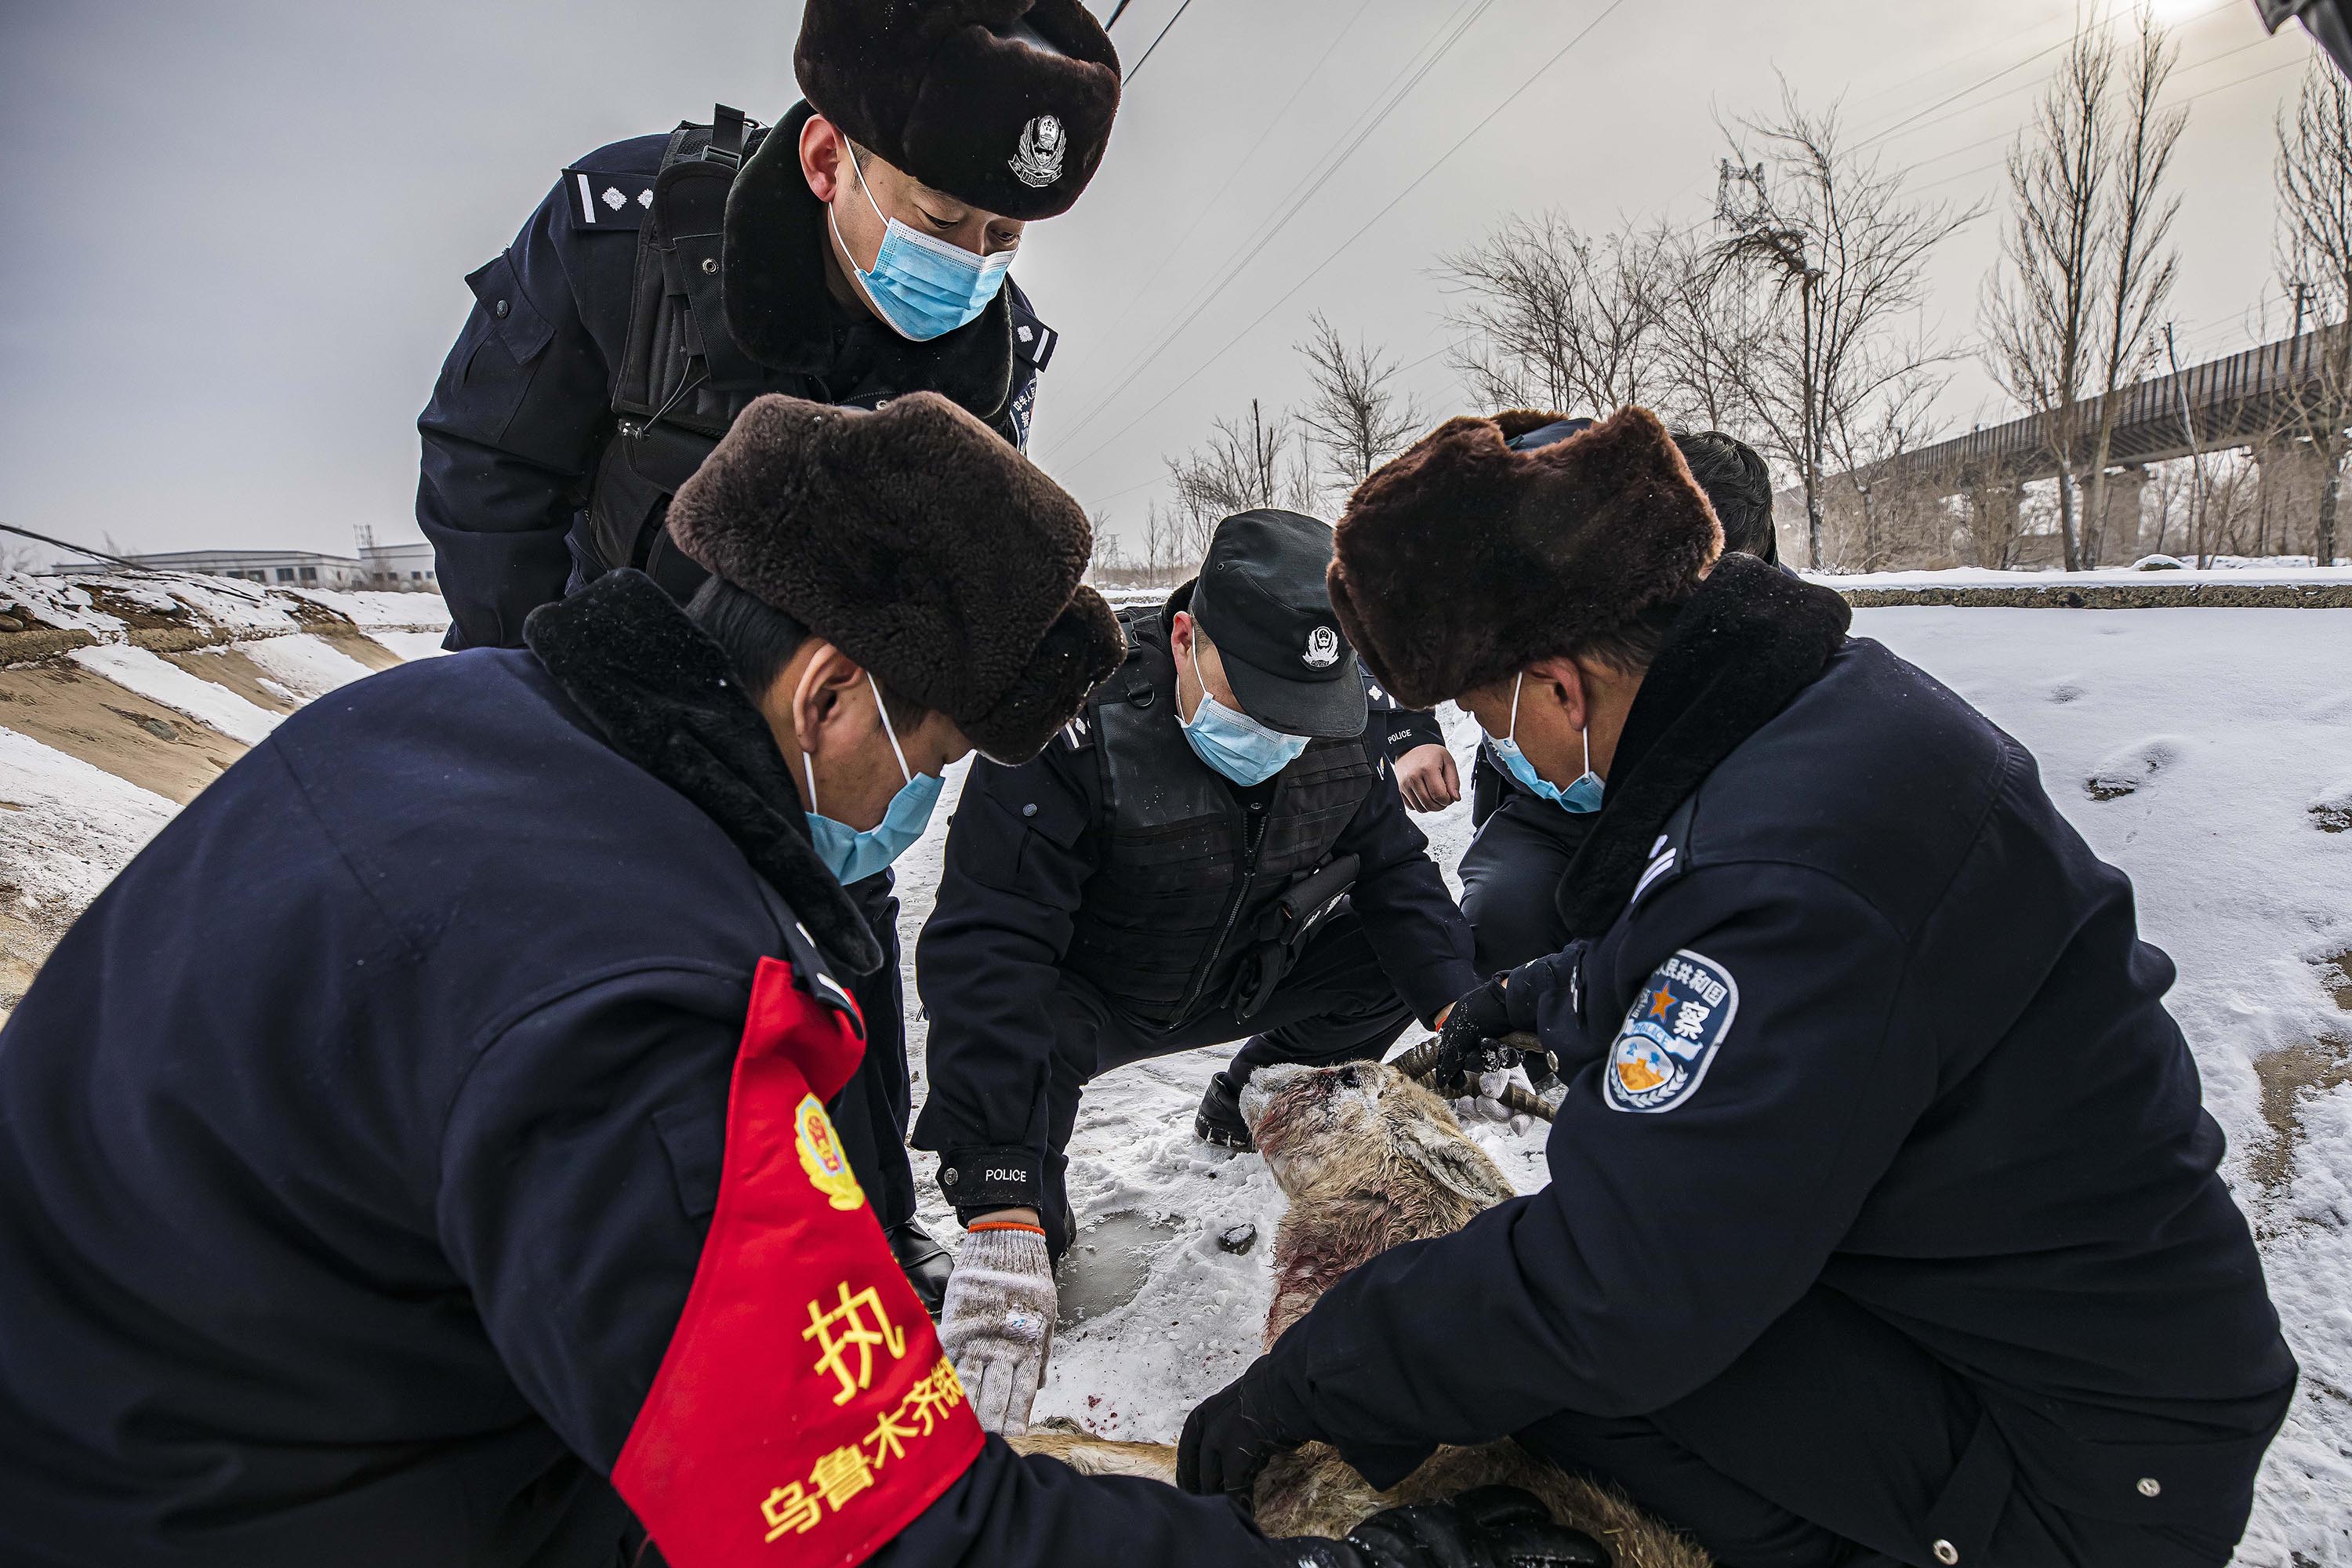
<box><xmin>1555</xmin><ymin>554</ymin><xmax>1853</xmax><ymax>939</ymax></box>
<box><xmin>521</xmin><ymin>570</ymin><xmax>887</xmax><ymax>978</ymax></box>
<box><xmin>722</xmin><ymin>100</ymin><xmax>1019</xmax><ymax>421</ymax></box>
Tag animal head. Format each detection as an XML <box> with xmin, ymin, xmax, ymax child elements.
<box><xmin>1242</xmin><ymin>1060</ymin><xmax>1517</xmax><ymax>1214</ymax></box>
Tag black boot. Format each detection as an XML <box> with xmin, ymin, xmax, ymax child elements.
<box><xmin>1193</xmin><ymin>1071</ymin><xmax>1254</xmax><ymax>1152</ymax></box>
<box><xmin>887</xmin><ymin>1218</ymin><xmax>954</xmax><ymax>1319</ymax></box>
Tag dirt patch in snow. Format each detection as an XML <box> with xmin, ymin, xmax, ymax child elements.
<box><xmin>0</xmin><ymin>666</ymin><xmax>248</xmax><ymax>802</ymax></box>
<box><xmin>312</xmin><ymin>630</ymin><xmax>403</xmax><ymax>674</ymax></box>
<box><xmin>2252</xmin><ymin>1038</ymin><xmax>2352</xmax><ymax>1195</ymax></box>
<box><xmin>2248</xmin><ymin>954</ymin><xmax>2352</xmax><ymax>1195</ymax></box>
<box><xmin>162</xmin><ymin>648</ymin><xmax>304</xmax><ymax>714</ymax></box>
<box><xmin>0</xmin><ymin>893</ymin><xmax>81</xmax><ymax>1014</ymax></box>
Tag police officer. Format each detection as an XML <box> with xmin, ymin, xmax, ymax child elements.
<box><xmin>0</xmin><ymin>394</ymin><xmax>1589</xmax><ymax>1568</ymax></box>
<box><xmin>1453</xmin><ymin>423</ymin><xmax>1781</xmax><ymax>980</ymax></box>
<box><xmin>417</xmin><ymin>0</ymin><xmax>1122</xmax><ymax>1305</ymax></box>
<box><xmin>913</xmin><ymin>509</ymin><xmax>1479</xmax><ymax>1432</ymax></box>
<box><xmin>1178</xmin><ymin>408</ymin><xmax>2298</xmax><ymax>1566</ymax></box>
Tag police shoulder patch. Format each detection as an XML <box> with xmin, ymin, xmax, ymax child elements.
<box><xmin>1603</xmin><ymin>949</ymin><xmax>1739</xmax><ymax>1114</ymax></box>
<box><xmin>562</xmin><ymin>167</ymin><xmax>655</xmax><ymax>230</ymax></box>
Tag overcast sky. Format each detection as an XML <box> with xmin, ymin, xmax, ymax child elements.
<box><xmin>0</xmin><ymin>0</ymin><xmax>2319</xmax><ymax>565</ymax></box>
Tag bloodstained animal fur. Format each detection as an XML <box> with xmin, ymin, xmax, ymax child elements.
<box><xmin>1012</xmin><ymin>1061</ymin><xmax>1711</xmax><ymax>1566</ymax></box>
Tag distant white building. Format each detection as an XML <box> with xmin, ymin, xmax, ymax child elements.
<box><xmin>121</xmin><ymin>549</ymin><xmax>368</xmax><ymax>590</ymax></box>
<box><xmin>359</xmin><ymin>540</ymin><xmax>439</xmax><ymax>592</ymax></box>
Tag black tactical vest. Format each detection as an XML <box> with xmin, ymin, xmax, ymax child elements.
<box><xmin>1064</xmin><ymin>608</ymin><xmax>1378</xmax><ymax>1028</ymax></box>
<box><xmin>589</xmin><ymin>108</ymin><xmax>798</xmax><ymax>599</ymax></box>
<box><xmin>586</xmin><ymin>107</ymin><xmax>1051</xmax><ymax>601</ymax></box>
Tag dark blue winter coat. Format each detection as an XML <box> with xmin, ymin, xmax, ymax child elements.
<box><xmin>417</xmin><ymin>102</ymin><xmax>1054</xmax><ymax>652</ymax></box>
<box><xmin>0</xmin><ymin>572</ymin><xmax>1282</xmax><ymax>1568</ymax></box>
<box><xmin>913</xmin><ymin>585</ymin><xmax>1478</xmax><ymax>1205</ymax></box>
<box><xmin>1249</xmin><ymin>557</ymin><xmax>2296</xmax><ymax>1546</ymax></box>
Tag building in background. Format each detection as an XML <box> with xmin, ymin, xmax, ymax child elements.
<box><xmin>358</xmin><ymin>539</ymin><xmax>438</xmax><ymax>591</ymax></box>
<box><xmin>115</xmin><ymin>548</ymin><xmax>369</xmax><ymax>589</ymax></box>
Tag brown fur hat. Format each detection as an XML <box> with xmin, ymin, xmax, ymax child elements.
<box><xmin>666</xmin><ymin>391</ymin><xmax>1123</xmax><ymax>763</ymax></box>
<box><xmin>796</xmin><ymin>0</ymin><xmax>1120</xmax><ymax>220</ymax></box>
<box><xmin>1327</xmin><ymin>406</ymin><xmax>1723</xmax><ymax>710</ymax></box>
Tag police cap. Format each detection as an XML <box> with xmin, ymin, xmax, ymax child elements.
<box><xmin>1190</xmin><ymin>510</ymin><xmax>1367</xmax><ymax>741</ymax></box>
<box><xmin>795</xmin><ymin>0</ymin><xmax>1121</xmax><ymax>221</ymax></box>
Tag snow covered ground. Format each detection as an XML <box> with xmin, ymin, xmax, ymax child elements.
<box><xmin>1</xmin><ymin>577</ymin><xmax>2344</xmax><ymax>1556</ymax></box>
<box><xmin>0</xmin><ymin>572</ymin><xmax>445</xmax><ymax>1011</ymax></box>
<box><xmin>1817</xmin><ymin>561</ymin><xmax>2352</xmax><ymax>590</ymax></box>
<box><xmin>893</xmin><ymin>607</ymin><xmax>2352</xmax><ymax>1565</ymax></box>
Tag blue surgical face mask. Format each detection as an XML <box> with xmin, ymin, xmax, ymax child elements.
<box><xmin>803</xmin><ymin>673</ymin><xmax>945</xmax><ymax>884</ymax></box>
<box><xmin>1486</xmin><ymin>670</ymin><xmax>1605</xmax><ymax>814</ymax></box>
<box><xmin>829</xmin><ymin>155</ymin><xmax>1014</xmax><ymax>342</ymax></box>
<box><xmin>1181</xmin><ymin>639</ymin><xmax>1311</xmax><ymax>787</ymax></box>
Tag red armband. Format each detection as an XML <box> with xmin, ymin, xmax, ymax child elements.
<box><xmin>614</xmin><ymin>955</ymin><xmax>983</xmax><ymax>1566</ymax></box>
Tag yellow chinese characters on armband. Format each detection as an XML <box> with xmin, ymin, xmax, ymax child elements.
<box><xmin>797</xmin><ymin>1094</ymin><xmax>866</xmax><ymax>1210</ymax></box>
<box><xmin>760</xmin><ymin>1353</ymin><xmax>968</xmax><ymax>1543</ymax></box>
<box><xmin>610</xmin><ymin>956</ymin><xmax>980</xmax><ymax>1566</ymax></box>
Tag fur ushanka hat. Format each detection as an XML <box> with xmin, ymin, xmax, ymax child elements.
<box><xmin>796</xmin><ymin>0</ymin><xmax>1120</xmax><ymax>221</ymax></box>
<box><xmin>666</xmin><ymin>392</ymin><xmax>1124</xmax><ymax>763</ymax></box>
<box><xmin>1327</xmin><ymin>406</ymin><xmax>1723</xmax><ymax>710</ymax></box>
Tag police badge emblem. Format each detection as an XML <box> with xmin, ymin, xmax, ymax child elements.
<box><xmin>1009</xmin><ymin>114</ymin><xmax>1066</xmax><ymax>187</ymax></box>
<box><xmin>796</xmin><ymin>1093</ymin><xmax>866</xmax><ymax>1210</ymax></box>
<box><xmin>1604</xmin><ymin>950</ymin><xmax>1739</xmax><ymax>1113</ymax></box>
<box><xmin>1302</xmin><ymin>625</ymin><xmax>1341</xmax><ymax>669</ymax></box>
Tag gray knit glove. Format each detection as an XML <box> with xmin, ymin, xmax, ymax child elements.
<box><xmin>938</xmin><ymin>1225</ymin><xmax>1055</xmax><ymax>1435</ymax></box>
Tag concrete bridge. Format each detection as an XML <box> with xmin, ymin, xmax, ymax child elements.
<box><xmin>1864</xmin><ymin>326</ymin><xmax>2347</xmax><ymax>492</ymax></box>
<box><xmin>1824</xmin><ymin>325</ymin><xmax>2349</xmax><ymax>564</ymax></box>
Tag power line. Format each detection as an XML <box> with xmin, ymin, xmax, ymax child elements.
<box><xmin>1055</xmin><ymin>0</ymin><xmax>1632</xmax><ymax>482</ymax></box>
<box><xmin>1043</xmin><ymin>0</ymin><xmax>1508</xmax><ymax>459</ymax></box>
<box><xmin>1908</xmin><ymin>53</ymin><xmax>2306</xmax><ymax>194</ymax></box>
<box><xmin>1852</xmin><ymin>34</ymin><xmax>2080</xmax><ymax>153</ymax></box>
<box><xmin>1102</xmin><ymin>0</ymin><xmax>1138</xmax><ymax>31</ymax></box>
<box><xmin>1073</xmin><ymin>0</ymin><xmax>1380</xmax><ymax>385</ymax></box>
<box><xmin>1852</xmin><ymin>0</ymin><xmax>2239</xmax><ymax>154</ymax></box>
<box><xmin>1047</xmin><ymin>0</ymin><xmax>1504</xmax><ymax>457</ymax></box>
<box><xmin>1881</xmin><ymin>27</ymin><xmax>2281</xmax><ymax>177</ymax></box>
<box><xmin>1847</xmin><ymin>4</ymin><xmax>2109</xmax><ymax>117</ymax></box>
<box><xmin>1859</xmin><ymin>5</ymin><xmax>2260</xmax><ymax>162</ymax></box>
<box><xmin>0</xmin><ymin>521</ymin><xmax>163</xmax><ymax>574</ymax></box>
<box><xmin>1124</xmin><ymin>0</ymin><xmax>1200</xmax><ymax>84</ymax></box>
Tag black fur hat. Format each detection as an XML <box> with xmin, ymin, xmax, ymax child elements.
<box><xmin>796</xmin><ymin>0</ymin><xmax>1120</xmax><ymax>221</ymax></box>
<box><xmin>666</xmin><ymin>392</ymin><xmax>1124</xmax><ymax>762</ymax></box>
<box><xmin>1328</xmin><ymin>406</ymin><xmax>1723</xmax><ymax>710</ymax></box>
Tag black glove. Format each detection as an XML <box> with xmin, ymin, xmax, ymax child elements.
<box><xmin>1433</xmin><ymin>978</ymin><xmax>1517</xmax><ymax>1094</ymax></box>
<box><xmin>1283</xmin><ymin>1486</ymin><xmax>1612</xmax><ymax>1568</ymax></box>
<box><xmin>1176</xmin><ymin>1361</ymin><xmax>1306</xmax><ymax>1502</ymax></box>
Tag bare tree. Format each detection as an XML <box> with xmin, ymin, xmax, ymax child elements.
<box><xmin>1087</xmin><ymin>506</ymin><xmax>1153</xmax><ymax>588</ymax></box>
<box><xmin>1824</xmin><ymin>363</ymin><xmax>1950</xmax><ymax>570</ymax></box>
<box><xmin>1644</xmin><ymin>222</ymin><xmax>1772</xmax><ymax>430</ymax></box>
<box><xmin>1160</xmin><ymin>399</ymin><xmax>1317</xmax><ymax>577</ymax></box>
<box><xmin>2278</xmin><ymin>60</ymin><xmax>2352</xmax><ymax>566</ymax></box>
<box><xmin>1982</xmin><ymin>26</ymin><xmax>2114</xmax><ymax>572</ymax></box>
<box><xmin>1712</xmin><ymin>86</ymin><xmax>1979</xmax><ymax>568</ymax></box>
<box><xmin>1440</xmin><ymin>214</ymin><xmax>1673</xmax><ymax>416</ymax></box>
<box><xmin>1295</xmin><ymin>314</ymin><xmax>1423</xmax><ymax>501</ymax></box>
<box><xmin>2081</xmin><ymin>7</ymin><xmax>2186</xmax><ymax>568</ymax></box>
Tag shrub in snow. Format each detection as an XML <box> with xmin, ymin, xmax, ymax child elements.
<box><xmin>2310</xmin><ymin>779</ymin><xmax>2352</xmax><ymax>835</ymax></box>
<box><xmin>2085</xmin><ymin>736</ymin><xmax>2187</xmax><ymax>801</ymax></box>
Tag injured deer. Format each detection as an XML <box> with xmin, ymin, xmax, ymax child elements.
<box><xmin>1012</xmin><ymin>1059</ymin><xmax>1708</xmax><ymax>1567</ymax></box>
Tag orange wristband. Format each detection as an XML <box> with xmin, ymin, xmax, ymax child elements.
<box><xmin>965</xmin><ymin>1220</ymin><xmax>1048</xmax><ymax>1236</ymax></box>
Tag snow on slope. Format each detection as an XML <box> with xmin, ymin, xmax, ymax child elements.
<box><xmin>239</xmin><ymin>633</ymin><xmax>383</xmax><ymax>702</ymax></box>
<box><xmin>0</xmin><ymin>728</ymin><xmax>179</xmax><ymax>913</ymax></box>
<box><xmin>67</xmin><ymin>644</ymin><xmax>283</xmax><ymax>745</ymax></box>
<box><xmin>894</xmin><ymin>608</ymin><xmax>2352</xmax><ymax>1564</ymax></box>
<box><xmin>361</xmin><ymin>630</ymin><xmax>451</xmax><ymax>662</ymax></box>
